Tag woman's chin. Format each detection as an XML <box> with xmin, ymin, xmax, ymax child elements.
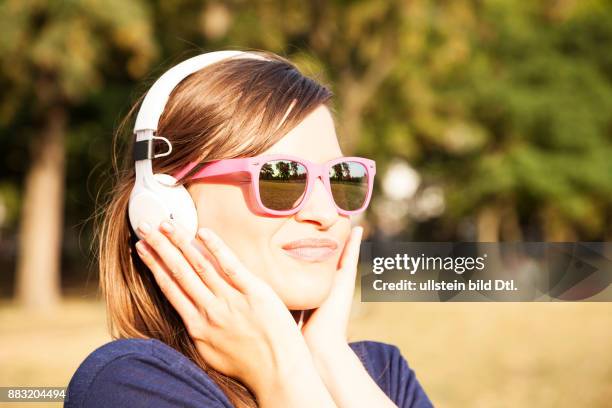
<box><xmin>263</xmin><ymin>261</ymin><xmax>335</xmax><ymax>309</ymax></box>
<box><xmin>278</xmin><ymin>281</ymin><xmax>331</xmax><ymax>310</ymax></box>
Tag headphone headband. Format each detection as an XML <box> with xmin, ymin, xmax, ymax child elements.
<box><xmin>134</xmin><ymin>50</ymin><xmax>267</xmax><ymax>133</ymax></box>
<box><xmin>129</xmin><ymin>50</ymin><xmax>271</xmax><ymax>240</ymax></box>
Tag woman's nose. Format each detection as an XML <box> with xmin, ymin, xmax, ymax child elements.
<box><xmin>294</xmin><ymin>176</ymin><xmax>339</xmax><ymax>229</ymax></box>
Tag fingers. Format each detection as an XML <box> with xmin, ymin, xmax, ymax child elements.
<box><xmin>134</xmin><ymin>240</ymin><xmax>201</xmax><ymax>322</ymax></box>
<box><xmin>338</xmin><ymin>226</ymin><xmax>364</xmax><ymax>274</ymax></box>
<box><xmin>197</xmin><ymin>228</ymin><xmax>261</xmax><ymax>295</ymax></box>
<box><xmin>330</xmin><ymin>226</ymin><xmax>364</xmax><ymax>299</ymax></box>
<box><xmin>137</xmin><ymin>222</ymin><xmax>217</xmax><ymax>307</ymax></box>
<box><xmin>317</xmin><ymin>226</ymin><xmax>364</xmax><ymax>319</ymax></box>
<box><xmin>158</xmin><ymin>220</ymin><xmax>237</xmax><ymax>298</ymax></box>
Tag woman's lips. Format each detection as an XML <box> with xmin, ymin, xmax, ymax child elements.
<box><xmin>281</xmin><ymin>238</ymin><xmax>339</xmax><ymax>262</ymax></box>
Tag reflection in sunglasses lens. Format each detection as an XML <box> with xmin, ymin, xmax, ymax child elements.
<box><xmin>329</xmin><ymin>161</ymin><xmax>368</xmax><ymax>211</ymax></box>
<box><xmin>259</xmin><ymin>160</ymin><xmax>307</xmax><ymax>211</ymax></box>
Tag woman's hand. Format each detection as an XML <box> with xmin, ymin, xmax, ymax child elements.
<box><xmin>133</xmin><ymin>220</ymin><xmax>336</xmax><ymax>407</ymax></box>
<box><xmin>300</xmin><ymin>226</ymin><xmax>364</xmax><ymax>353</ymax></box>
<box><xmin>299</xmin><ymin>226</ymin><xmax>397</xmax><ymax>408</ymax></box>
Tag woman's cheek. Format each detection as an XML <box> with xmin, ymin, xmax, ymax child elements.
<box><xmin>192</xmin><ymin>184</ymin><xmax>251</xmax><ymax>230</ymax></box>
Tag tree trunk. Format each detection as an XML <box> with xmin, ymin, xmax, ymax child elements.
<box><xmin>476</xmin><ymin>204</ymin><xmax>501</xmax><ymax>242</ymax></box>
<box><xmin>541</xmin><ymin>206</ymin><xmax>576</xmax><ymax>242</ymax></box>
<box><xmin>500</xmin><ymin>202</ymin><xmax>523</xmax><ymax>241</ymax></box>
<box><xmin>15</xmin><ymin>105</ymin><xmax>66</xmax><ymax>311</ymax></box>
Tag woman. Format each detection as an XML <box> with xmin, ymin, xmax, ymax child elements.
<box><xmin>66</xmin><ymin>49</ymin><xmax>432</xmax><ymax>408</ymax></box>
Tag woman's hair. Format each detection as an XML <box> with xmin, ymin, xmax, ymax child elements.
<box><xmin>94</xmin><ymin>49</ymin><xmax>334</xmax><ymax>408</ymax></box>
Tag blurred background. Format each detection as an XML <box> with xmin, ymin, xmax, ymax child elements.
<box><xmin>1</xmin><ymin>0</ymin><xmax>611</xmax><ymax>407</ymax></box>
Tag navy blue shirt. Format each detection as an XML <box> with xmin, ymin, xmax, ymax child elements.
<box><xmin>65</xmin><ymin>338</ymin><xmax>432</xmax><ymax>407</ymax></box>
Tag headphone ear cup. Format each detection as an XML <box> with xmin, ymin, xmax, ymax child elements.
<box><xmin>153</xmin><ymin>173</ymin><xmax>198</xmax><ymax>237</ymax></box>
<box><xmin>128</xmin><ymin>174</ymin><xmax>198</xmax><ymax>240</ymax></box>
<box><xmin>128</xmin><ymin>190</ymin><xmax>168</xmax><ymax>240</ymax></box>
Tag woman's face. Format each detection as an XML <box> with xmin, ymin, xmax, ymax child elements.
<box><xmin>187</xmin><ymin>104</ymin><xmax>351</xmax><ymax>310</ymax></box>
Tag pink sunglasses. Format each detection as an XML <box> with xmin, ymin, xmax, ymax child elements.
<box><xmin>172</xmin><ymin>154</ymin><xmax>376</xmax><ymax>216</ymax></box>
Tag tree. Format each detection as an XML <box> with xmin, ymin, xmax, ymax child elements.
<box><xmin>359</xmin><ymin>0</ymin><xmax>612</xmax><ymax>241</ymax></box>
<box><xmin>0</xmin><ymin>0</ymin><xmax>157</xmax><ymax>309</ymax></box>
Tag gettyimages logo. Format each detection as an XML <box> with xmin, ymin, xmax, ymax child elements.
<box><xmin>371</xmin><ymin>253</ymin><xmax>488</xmax><ymax>275</ymax></box>
<box><xmin>360</xmin><ymin>242</ymin><xmax>612</xmax><ymax>302</ymax></box>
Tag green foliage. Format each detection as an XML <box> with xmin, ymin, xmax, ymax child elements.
<box><xmin>370</xmin><ymin>0</ymin><xmax>612</xmax><ymax>238</ymax></box>
<box><xmin>0</xmin><ymin>0</ymin><xmax>157</xmax><ymax>227</ymax></box>
<box><xmin>1</xmin><ymin>0</ymin><xmax>611</xmax><ymax>242</ymax></box>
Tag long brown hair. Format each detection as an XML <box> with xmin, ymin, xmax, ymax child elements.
<box><xmin>94</xmin><ymin>49</ymin><xmax>333</xmax><ymax>407</ymax></box>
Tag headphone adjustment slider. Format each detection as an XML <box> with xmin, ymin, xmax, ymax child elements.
<box><xmin>133</xmin><ymin>135</ymin><xmax>173</xmax><ymax>161</ymax></box>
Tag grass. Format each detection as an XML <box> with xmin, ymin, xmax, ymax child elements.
<box><xmin>259</xmin><ymin>180</ymin><xmax>367</xmax><ymax>210</ymax></box>
<box><xmin>1</xmin><ymin>297</ymin><xmax>611</xmax><ymax>407</ymax></box>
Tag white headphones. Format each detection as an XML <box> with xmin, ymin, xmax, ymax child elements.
<box><xmin>128</xmin><ymin>50</ymin><xmax>268</xmax><ymax>240</ymax></box>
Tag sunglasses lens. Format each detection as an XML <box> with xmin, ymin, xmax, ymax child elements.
<box><xmin>259</xmin><ymin>160</ymin><xmax>308</xmax><ymax>211</ymax></box>
<box><xmin>329</xmin><ymin>161</ymin><xmax>369</xmax><ymax>211</ymax></box>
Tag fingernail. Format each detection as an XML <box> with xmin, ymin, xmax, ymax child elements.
<box><xmin>135</xmin><ymin>241</ymin><xmax>146</xmax><ymax>253</ymax></box>
<box><xmin>138</xmin><ymin>222</ymin><xmax>151</xmax><ymax>236</ymax></box>
<box><xmin>160</xmin><ymin>220</ymin><xmax>174</xmax><ymax>234</ymax></box>
<box><xmin>197</xmin><ymin>228</ymin><xmax>210</xmax><ymax>240</ymax></box>
<box><xmin>198</xmin><ymin>228</ymin><xmax>215</xmax><ymax>241</ymax></box>
<box><xmin>355</xmin><ymin>226</ymin><xmax>364</xmax><ymax>238</ymax></box>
